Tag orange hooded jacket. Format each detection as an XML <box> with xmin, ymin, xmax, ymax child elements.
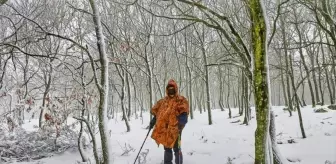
<box><xmin>150</xmin><ymin>79</ymin><xmax>189</xmax><ymax>148</ymax></box>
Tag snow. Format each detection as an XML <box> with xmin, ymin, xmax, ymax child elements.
<box><xmin>8</xmin><ymin>106</ymin><xmax>336</xmax><ymax>164</ymax></box>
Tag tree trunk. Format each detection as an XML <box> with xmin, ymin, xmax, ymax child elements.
<box><xmin>328</xmin><ymin>45</ymin><xmax>336</xmax><ymax>104</ymax></box>
<box><xmin>129</xmin><ymin>74</ymin><xmax>138</xmax><ymax>119</ymax></box>
<box><xmin>315</xmin><ymin>45</ymin><xmax>324</xmax><ymax>105</ymax></box>
<box><xmin>289</xmin><ymin>55</ymin><xmax>307</xmax><ymax>139</ymax></box>
<box><xmin>88</xmin><ymin>0</ymin><xmax>111</xmax><ymax>163</ymax></box>
<box><xmin>173</xmin><ymin>24</ymin><xmax>183</xmax><ymax>89</ymax></box>
<box><xmin>248</xmin><ymin>0</ymin><xmax>275</xmax><ymax>163</ymax></box>
<box><xmin>185</xmin><ymin>31</ymin><xmax>194</xmax><ymax>119</ymax></box>
<box><xmin>280</xmin><ymin>15</ymin><xmax>293</xmax><ymax>116</ymax></box>
<box><xmin>321</xmin><ymin>41</ymin><xmax>334</xmax><ymax>104</ymax></box>
<box><xmin>243</xmin><ymin>73</ymin><xmax>250</xmax><ymax>125</ymax></box>
<box><xmin>309</xmin><ymin>49</ymin><xmax>321</xmax><ymax>105</ymax></box>
<box><xmin>115</xmin><ymin>66</ymin><xmax>131</xmax><ymax>132</ymax></box>
<box><xmin>331</xmin><ymin>58</ymin><xmax>336</xmax><ymax>104</ymax></box>
<box><xmin>277</xmin><ymin>82</ymin><xmax>281</xmax><ymax>106</ymax></box>
<box><xmin>195</xmin><ymin>26</ymin><xmax>212</xmax><ymax>125</ymax></box>
<box><xmin>238</xmin><ymin>70</ymin><xmax>243</xmax><ymax>116</ymax></box>
<box><xmin>270</xmin><ymin>111</ymin><xmax>287</xmax><ymax>164</ymax></box>
<box><xmin>39</xmin><ymin>63</ymin><xmax>52</xmax><ymax>128</ymax></box>
<box><xmin>299</xmin><ymin>62</ymin><xmax>307</xmax><ymax>106</ymax></box>
<box><xmin>121</xmin><ymin>74</ymin><xmax>131</xmax><ymax>132</ymax></box>
<box><xmin>143</xmin><ymin>27</ymin><xmax>153</xmax><ymax>121</ymax></box>
<box><xmin>218</xmin><ymin>66</ymin><xmax>225</xmax><ymax>111</ymax></box>
<box><xmin>227</xmin><ymin>67</ymin><xmax>232</xmax><ymax>118</ymax></box>
<box><xmin>78</xmin><ymin>53</ymin><xmax>88</xmax><ymax>162</ymax></box>
<box><xmin>126</xmin><ymin>73</ymin><xmax>131</xmax><ymax>120</ymax></box>
<box><xmin>197</xmin><ymin>92</ymin><xmax>202</xmax><ymax>114</ymax></box>
<box><xmin>187</xmin><ymin>64</ymin><xmax>194</xmax><ymax>119</ymax></box>
<box><xmin>293</xmin><ymin>16</ymin><xmax>316</xmax><ymax>107</ymax></box>
<box><xmin>78</xmin><ymin>105</ymin><xmax>88</xmax><ymax>162</ymax></box>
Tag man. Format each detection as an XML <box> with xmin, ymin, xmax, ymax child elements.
<box><xmin>149</xmin><ymin>79</ymin><xmax>189</xmax><ymax>164</ymax></box>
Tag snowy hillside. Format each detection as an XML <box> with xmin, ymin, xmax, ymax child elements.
<box><xmin>5</xmin><ymin>106</ymin><xmax>335</xmax><ymax>164</ymax></box>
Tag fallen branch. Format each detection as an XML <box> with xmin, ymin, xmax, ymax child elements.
<box><xmin>0</xmin><ymin>125</ymin><xmax>77</xmax><ymax>162</ymax></box>
<box><xmin>323</xmin><ymin>117</ymin><xmax>332</xmax><ymax>120</ymax></box>
<box><xmin>287</xmin><ymin>158</ymin><xmax>301</xmax><ymax>162</ymax></box>
<box><xmin>230</xmin><ymin>120</ymin><xmax>241</xmax><ymax>123</ymax></box>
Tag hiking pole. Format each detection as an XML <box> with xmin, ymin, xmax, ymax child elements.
<box><xmin>178</xmin><ymin>133</ymin><xmax>182</xmax><ymax>164</ymax></box>
<box><xmin>133</xmin><ymin>127</ymin><xmax>152</xmax><ymax>164</ymax></box>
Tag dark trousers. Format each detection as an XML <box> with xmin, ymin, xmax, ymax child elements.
<box><xmin>164</xmin><ymin>131</ymin><xmax>183</xmax><ymax>164</ymax></box>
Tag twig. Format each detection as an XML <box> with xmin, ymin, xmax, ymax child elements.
<box><xmin>248</xmin><ymin>154</ymin><xmax>255</xmax><ymax>160</ymax></box>
<box><xmin>323</xmin><ymin>117</ymin><xmax>332</xmax><ymax>120</ymax></box>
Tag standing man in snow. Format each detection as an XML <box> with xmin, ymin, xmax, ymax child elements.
<box><xmin>149</xmin><ymin>79</ymin><xmax>189</xmax><ymax>164</ymax></box>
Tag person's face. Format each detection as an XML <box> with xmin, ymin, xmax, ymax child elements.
<box><xmin>167</xmin><ymin>86</ymin><xmax>176</xmax><ymax>97</ymax></box>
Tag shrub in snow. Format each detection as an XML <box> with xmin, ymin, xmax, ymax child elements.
<box><xmin>136</xmin><ymin>149</ymin><xmax>149</xmax><ymax>164</ymax></box>
<box><xmin>0</xmin><ymin>123</ymin><xmax>78</xmax><ymax>162</ymax></box>
<box><xmin>327</xmin><ymin>105</ymin><xmax>336</xmax><ymax>110</ymax></box>
<box><xmin>119</xmin><ymin>143</ymin><xmax>135</xmax><ymax>156</ymax></box>
<box><xmin>287</xmin><ymin>139</ymin><xmax>296</xmax><ymax>144</ymax></box>
<box><xmin>226</xmin><ymin>157</ymin><xmax>236</xmax><ymax>164</ymax></box>
<box><xmin>314</xmin><ymin>108</ymin><xmax>328</xmax><ymax>113</ymax></box>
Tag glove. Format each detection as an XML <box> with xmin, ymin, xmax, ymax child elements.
<box><xmin>149</xmin><ymin>116</ymin><xmax>156</xmax><ymax>129</ymax></box>
<box><xmin>178</xmin><ymin>124</ymin><xmax>185</xmax><ymax>132</ymax></box>
<box><xmin>177</xmin><ymin>112</ymin><xmax>188</xmax><ymax>131</ymax></box>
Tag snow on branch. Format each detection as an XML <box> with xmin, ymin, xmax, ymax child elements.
<box><xmin>0</xmin><ymin>123</ymin><xmax>78</xmax><ymax>162</ymax></box>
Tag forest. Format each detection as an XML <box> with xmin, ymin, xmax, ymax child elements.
<box><xmin>0</xmin><ymin>0</ymin><xmax>335</xmax><ymax>164</ymax></box>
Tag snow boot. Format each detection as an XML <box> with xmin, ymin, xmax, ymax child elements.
<box><xmin>164</xmin><ymin>148</ymin><xmax>173</xmax><ymax>164</ymax></box>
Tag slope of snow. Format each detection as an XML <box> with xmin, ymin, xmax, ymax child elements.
<box><xmin>10</xmin><ymin>106</ymin><xmax>336</xmax><ymax>164</ymax></box>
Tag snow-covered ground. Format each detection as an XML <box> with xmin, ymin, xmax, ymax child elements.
<box><xmin>9</xmin><ymin>106</ymin><xmax>336</xmax><ymax>164</ymax></box>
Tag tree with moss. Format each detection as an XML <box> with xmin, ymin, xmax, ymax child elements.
<box><xmin>248</xmin><ymin>0</ymin><xmax>285</xmax><ymax>163</ymax></box>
